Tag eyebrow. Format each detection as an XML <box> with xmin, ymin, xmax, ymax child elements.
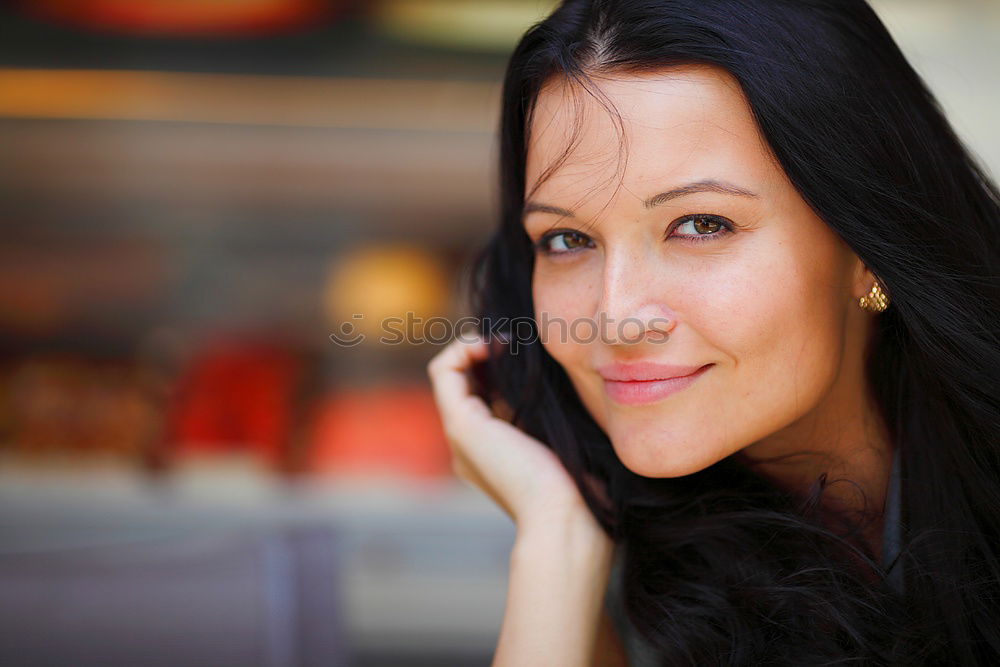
<box><xmin>522</xmin><ymin>179</ymin><xmax>759</xmax><ymax>218</ymax></box>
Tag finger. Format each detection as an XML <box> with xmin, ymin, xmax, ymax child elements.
<box><xmin>427</xmin><ymin>336</ymin><xmax>492</xmax><ymax>422</ymax></box>
<box><xmin>431</xmin><ymin>333</ymin><xmax>490</xmax><ymax>376</ymax></box>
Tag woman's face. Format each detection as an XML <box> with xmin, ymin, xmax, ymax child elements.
<box><xmin>524</xmin><ymin>66</ymin><xmax>878</xmax><ymax>479</ymax></box>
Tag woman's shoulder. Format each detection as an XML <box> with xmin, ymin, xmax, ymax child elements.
<box><xmin>603</xmin><ymin>448</ymin><xmax>907</xmax><ymax>664</ymax></box>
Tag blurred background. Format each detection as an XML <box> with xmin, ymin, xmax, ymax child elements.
<box><xmin>0</xmin><ymin>1</ymin><xmax>996</xmax><ymax>665</ymax></box>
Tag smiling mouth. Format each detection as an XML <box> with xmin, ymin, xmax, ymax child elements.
<box><xmin>603</xmin><ymin>364</ymin><xmax>712</xmax><ymax>405</ymax></box>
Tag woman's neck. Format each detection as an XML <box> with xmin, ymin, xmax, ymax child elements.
<box><xmin>733</xmin><ymin>381</ymin><xmax>895</xmax><ymax>560</ymax></box>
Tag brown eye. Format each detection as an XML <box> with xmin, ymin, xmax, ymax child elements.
<box><xmin>680</xmin><ymin>215</ymin><xmax>723</xmax><ymax>235</ymax></box>
<box><xmin>536</xmin><ymin>230</ymin><xmax>593</xmax><ymax>254</ymax></box>
<box><xmin>670</xmin><ymin>214</ymin><xmax>733</xmax><ymax>242</ymax></box>
<box><xmin>693</xmin><ymin>216</ymin><xmax>721</xmax><ymax>233</ymax></box>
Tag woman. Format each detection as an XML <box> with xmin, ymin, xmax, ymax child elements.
<box><xmin>427</xmin><ymin>0</ymin><xmax>1000</xmax><ymax>664</ymax></box>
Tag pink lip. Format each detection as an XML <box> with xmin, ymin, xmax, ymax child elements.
<box><xmin>599</xmin><ymin>362</ymin><xmax>712</xmax><ymax>405</ymax></box>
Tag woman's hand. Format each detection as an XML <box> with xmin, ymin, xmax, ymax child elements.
<box><xmin>428</xmin><ymin>333</ymin><xmax>618</xmax><ymax>666</ymax></box>
<box><xmin>426</xmin><ymin>333</ymin><xmax>594</xmax><ymax>530</ymax></box>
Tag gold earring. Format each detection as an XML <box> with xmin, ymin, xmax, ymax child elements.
<box><xmin>858</xmin><ymin>277</ymin><xmax>890</xmax><ymax>313</ymax></box>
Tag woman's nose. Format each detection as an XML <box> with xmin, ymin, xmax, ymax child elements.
<box><xmin>595</xmin><ymin>253</ymin><xmax>677</xmax><ymax>345</ymax></box>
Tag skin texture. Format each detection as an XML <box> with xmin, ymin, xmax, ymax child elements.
<box><xmin>523</xmin><ymin>65</ymin><xmax>894</xmax><ymax>544</ymax></box>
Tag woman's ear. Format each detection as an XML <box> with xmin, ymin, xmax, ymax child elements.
<box><xmin>850</xmin><ymin>257</ymin><xmax>877</xmax><ymax>302</ymax></box>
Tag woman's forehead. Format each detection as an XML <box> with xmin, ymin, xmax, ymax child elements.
<box><xmin>525</xmin><ymin>66</ymin><xmax>776</xmax><ymax>200</ymax></box>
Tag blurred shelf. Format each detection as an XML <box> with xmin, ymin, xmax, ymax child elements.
<box><xmin>0</xmin><ymin>9</ymin><xmax>509</xmax><ymax>80</ymax></box>
<box><xmin>0</xmin><ymin>459</ymin><xmax>517</xmax><ymax>657</ymax></box>
<box><xmin>0</xmin><ymin>68</ymin><xmax>500</xmax><ymax>132</ymax></box>
<box><xmin>0</xmin><ymin>78</ymin><xmax>499</xmax><ymax>245</ymax></box>
<box><xmin>0</xmin><ymin>4</ymin><xmax>509</xmax><ymax>247</ymax></box>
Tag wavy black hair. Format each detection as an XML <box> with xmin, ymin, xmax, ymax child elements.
<box><xmin>469</xmin><ymin>0</ymin><xmax>1000</xmax><ymax>664</ymax></box>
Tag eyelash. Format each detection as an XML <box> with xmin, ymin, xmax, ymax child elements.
<box><xmin>532</xmin><ymin>214</ymin><xmax>735</xmax><ymax>257</ymax></box>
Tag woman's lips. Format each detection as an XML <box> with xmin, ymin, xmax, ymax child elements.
<box><xmin>602</xmin><ymin>364</ymin><xmax>712</xmax><ymax>405</ymax></box>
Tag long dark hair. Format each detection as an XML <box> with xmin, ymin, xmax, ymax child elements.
<box><xmin>470</xmin><ymin>0</ymin><xmax>1000</xmax><ymax>664</ymax></box>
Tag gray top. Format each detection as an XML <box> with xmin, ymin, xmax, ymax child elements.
<box><xmin>881</xmin><ymin>445</ymin><xmax>904</xmax><ymax>594</ymax></box>
<box><xmin>607</xmin><ymin>449</ymin><xmax>905</xmax><ymax>665</ymax></box>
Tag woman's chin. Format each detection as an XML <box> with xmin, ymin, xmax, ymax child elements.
<box><xmin>611</xmin><ymin>433</ymin><xmax>724</xmax><ymax>479</ymax></box>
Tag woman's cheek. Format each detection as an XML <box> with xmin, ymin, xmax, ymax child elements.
<box><xmin>713</xmin><ymin>257</ymin><xmax>839</xmax><ymax>432</ymax></box>
<box><xmin>533</xmin><ymin>271</ymin><xmax>597</xmax><ymax>354</ymax></box>
<box><xmin>671</xmin><ymin>252</ymin><xmax>767</xmax><ymax>348</ymax></box>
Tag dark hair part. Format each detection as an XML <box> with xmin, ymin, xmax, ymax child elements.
<box><xmin>470</xmin><ymin>0</ymin><xmax>1000</xmax><ymax>664</ymax></box>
